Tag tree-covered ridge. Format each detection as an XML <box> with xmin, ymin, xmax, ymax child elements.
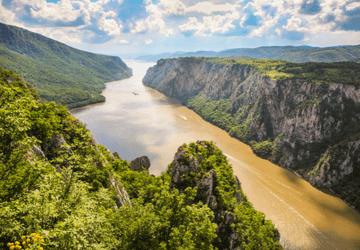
<box><xmin>0</xmin><ymin>67</ymin><xmax>282</xmax><ymax>249</ymax></box>
<box><xmin>190</xmin><ymin>57</ymin><xmax>360</xmax><ymax>85</ymax></box>
<box><xmin>136</xmin><ymin>45</ymin><xmax>360</xmax><ymax>63</ymax></box>
<box><xmin>0</xmin><ymin>22</ymin><xmax>132</xmax><ymax>109</ymax></box>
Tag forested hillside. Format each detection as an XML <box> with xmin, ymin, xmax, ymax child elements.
<box><xmin>0</xmin><ymin>67</ymin><xmax>282</xmax><ymax>249</ymax></box>
<box><xmin>143</xmin><ymin>57</ymin><xmax>360</xmax><ymax>212</ymax></box>
<box><xmin>0</xmin><ymin>22</ymin><xmax>132</xmax><ymax>109</ymax></box>
<box><xmin>136</xmin><ymin>45</ymin><xmax>360</xmax><ymax>63</ymax></box>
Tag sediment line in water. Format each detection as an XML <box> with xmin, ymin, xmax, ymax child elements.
<box><xmin>72</xmin><ymin>61</ymin><xmax>360</xmax><ymax>250</ymax></box>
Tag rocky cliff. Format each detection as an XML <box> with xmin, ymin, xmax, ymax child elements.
<box><xmin>1</xmin><ymin>67</ymin><xmax>282</xmax><ymax>249</ymax></box>
<box><xmin>143</xmin><ymin>58</ymin><xmax>360</xmax><ymax>212</ymax></box>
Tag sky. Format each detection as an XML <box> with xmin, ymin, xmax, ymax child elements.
<box><xmin>0</xmin><ymin>0</ymin><xmax>360</xmax><ymax>56</ymax></box>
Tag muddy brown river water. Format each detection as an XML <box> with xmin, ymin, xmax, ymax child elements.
<box><xmin>72</xmin><ymin>61</ymin><xmax>360</xmax><ymax>250</ymax></box>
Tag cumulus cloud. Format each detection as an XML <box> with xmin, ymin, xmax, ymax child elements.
<box><xmin>177</xmin><ymin>1</ymin><xmax>241</xmax><ymax>37</ymax></box>
<box><xmin>98</xmin><ymin>11</ymin><xmax>123</xmax><ymax>36</ymax></box>
<box><xmin>130</xmin><ymin>1</ymin><xmax>175</xmax><ymax>36</ymax></box>
<box><xmin>178</xmin><ymin>10</ymin><xmax>240</xmax><ymax>36</ymax></box>
<box><xmin>346</xmin><ymin>2</ymin><xmax>360</xmax><ymax>11</ymax></box>
<box><xmin>282</xmin><ymin>16</ymin><xmax>308</xmax><ymax>32</ymax></box>
<box><xmin>1</xmin><ymin>0</ymin><xmax>360</xmax><ymax>46</ymax></box>
<box><xmin>0</xmin><ymin>0</ymin><xmax>127</xmax><ymax>44</ymax></box>
<box><xmin>185</xmin><ymin>2</ymin><xmax>237</xmax><ymax>15</ymax></box>
<box><xmin>159</xmin><ymin>0</ymin><xmax>186</xmax><ymax>15</ymax></box>
<box><xmin>145</xmin><ymin>39</ymin><xmax>153</xmax><ymax>44</ymax></box>
<box><xmin>275</xmin><ymin>28</ymin><xmax>282</xmax><ymax>36</ymax></box>
<box><xmin>29</xmin><ymin>0</ymin><xmax>81</xmax><ymax>23</ymax></box>
<box><xmin>248</xmin><ymin>18</ymin><xmax>278</xmax><ymax>37</ymax></box>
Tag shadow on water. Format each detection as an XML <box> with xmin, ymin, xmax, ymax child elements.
<box><xmin>275</xmin><ymin>162</ymin><xmax>360</xmax><ymax>249</ymax></box>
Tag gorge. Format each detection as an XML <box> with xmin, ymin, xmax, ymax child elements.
<box><xmin>71</xmin><ymin>61</ymin><xmax>360</xmax><ymax>249</ymax></box>
<box><xmin>143</xmin><ymin>57</ymin><xmax>360</xmax><ymax>212</ymax></box>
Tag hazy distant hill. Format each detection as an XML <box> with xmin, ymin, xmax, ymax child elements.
<box><xmin>0</xmin><ymin>22</ymin><xmax>132</xmax><ymax>109</ymax></box>
<box><xmin>135</xmin><ymin>45</ymin><xmax>360</xmax><ymax>63</ymax></box>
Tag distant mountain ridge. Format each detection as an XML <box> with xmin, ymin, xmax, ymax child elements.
<box><xmin>135</xmin><ymin>44</ymin><xmax>360</xmax><ymax>63</ymax></box>
<box><xmin>0</xmin><ymin>22</ymin><xmax>132</xmax><ymax>109</ymax></box>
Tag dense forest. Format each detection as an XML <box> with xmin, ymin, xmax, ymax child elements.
<box><xmin>196</xmin><ymin>57</ymin><xmax>360</xmax><ymax>85</ymax></box>
<box><xmin>0</xmin><ymin>67</ymin><xmax>282</xmax><ymax>249</ymax></box>
<box><xmin>143</xmin><ymin>57</ymin><xmax>360</xmax><ymax>212</ymax></box>
<box><xmin>0</xmin><ymin>22</ymin><xmax>132</xmax><ymax>109</ymax></box>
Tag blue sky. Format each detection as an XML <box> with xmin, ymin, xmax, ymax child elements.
<box><xmin>1</xmin><ymin>0</ymin><xmax>360</xmax><ymax>56</ymax></box>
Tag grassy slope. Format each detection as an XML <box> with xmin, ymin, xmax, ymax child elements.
<box><xmin>0</xmin><ymin>22</ymin><xmax>131</xmax><ymax>108</ymax></box>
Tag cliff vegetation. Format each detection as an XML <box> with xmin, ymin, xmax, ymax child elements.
<box><xmin>143</xmin><ymin>57</ymin><xmax>360</xmax><ymax>212</ymax></box>
<box><xmin>0</xmin><ymin>67</ymin><xmax>282</xmax><ymax>249</ymax></box>
<box><xmin>0</xmin><ymin>22</ymin><xmax>132</xmax><ymax>109</ymax></box>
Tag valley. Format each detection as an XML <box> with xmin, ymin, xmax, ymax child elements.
<box><xmin>72</xmin><ymin>61</ymin><xmax>360</xmax><ymax>249</ymax></box>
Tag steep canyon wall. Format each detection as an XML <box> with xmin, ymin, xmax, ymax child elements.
<box><xmin>143</xmin><ymin>58</ymin><xmax>360</xmax><ymax>211</ymax></box>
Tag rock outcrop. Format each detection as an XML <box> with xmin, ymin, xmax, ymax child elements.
<box><xmin>143</xmin><ymin>58</ymin><xmax>360</xmax><ymax>211</ymax></box>
<box><xmin>130</xmin><ymin>156</ymin><xmax>151</xmax><ymax>172</ymax></box>
<box><xmin>167</xmin><ymin>141</ymin><xmax>280</xmax><ymax>249</ymax></box>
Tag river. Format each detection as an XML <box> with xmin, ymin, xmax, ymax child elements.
<box><xmin>71</xmin><ymin>61</ymin><xmax>360</xmax><ymax>250</ymax></box>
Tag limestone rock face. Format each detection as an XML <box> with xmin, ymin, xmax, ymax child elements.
<box><xmin>130</xmin><ymin>156</ymin><xmax>151</xmax><ymax>172</ymax></box>
<box><xmin>143</xmin><ymin>58</ymin><xmax>360</xmax><ymax>211</ymax></box>
<box><xmin>113</xmin><ymin>152</ymin><xmax>121</xmax><ymax>159</ymax></box>
<box><xmin>168</xmin><ymin>142</ymin><xmax>245</xmax><ymax>250</ymax></box>
<box><xmin>194</xmin><ymin>169</ymin><xmax>217</xmax><ymax>208</ymax></box>
<box><xmin>42</xmin><ymin>133</ymin><xmax>73</xmax><ymax>154</ymax></box>
<box><xmin>170</xmin><ymin>149</ymin><xmax>201</xmax><ymax>191</ymax></box>
<box><xmin>32</xmin><ymin>145</ymin><xmax>46</xmax><ymax>159</ymax></box>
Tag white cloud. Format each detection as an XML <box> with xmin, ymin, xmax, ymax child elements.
<box><xmin>0</xmin><ymin>0</ymin><xmax>19</xmax><ymax>26</ymax></box>
<box><xmin>131</xmin><ymin>0</ymin><xmax>242</xmax><ymax>37</ymax></box>
<box><xmin>282</xmin><ymin>16</ymin><xmax>308</xmax><ymax>32</ymax></box>
<box><xmin>275</xmin><ymin>28</ymin><xmax>282</xmax><ymax>36</ymax></box>
<box><xmin>130</xmin><ymin>1</ymin><xmax>175</xmax><ymax>36</ymax></box>
<box><xmin>29</xmin><ymin>0</ymin><xmax>81</xmax><ymax>22</ymax></box>
<box><xmin>185</xmin><ymin>2</ymin><xmax>238</xmax><ymax>15</ymax></box>
<box><xmin>98</xmin><ymin>11</ymin><xmax>123</xmax><ymax>36</ymax></box>
<box><xmin>159</xmin><ymin>0</ymin><xmax>186</xmax><ymax>15</ymax></box>
<box><xmin>178</xmin><ymin>11</ymin><xmax>240</xmax><ymax>37</ymax></box>
<box><xmin>178</xmin><ymin>3</ymin><xmax>241</xmax><ymax>37</ymax></box>
<box><xmin>118</xmin><ymin>39</ymin><xmax>129</xmax><ymax>44</ymax></box>
<box><xmin>346</xmin><ymin>2</ymin><xmax>360</xmax><ymax>11</ymax></box>
<box><xmin>249</xmin><ymin>18</ymin><xmax>278</xmax><ymax>37</ymax></box>
<box><xmin>145</xmin><ymin>39</ymin><xmax>153</xmax><ymax>44</ymax></box>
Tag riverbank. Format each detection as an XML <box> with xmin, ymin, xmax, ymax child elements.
<box><xmin>142</xmin><ymin>58</ymin><xmax>360</xmax><ymax>213</ymax></box>
<box><xmin>71</xmin><ymin>61</ymin><xmax>360</xmax><ymax>249</ymax></box>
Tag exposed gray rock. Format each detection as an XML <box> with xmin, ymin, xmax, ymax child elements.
<box><xmin>130</xmin><ymin>156</ymin><xmax>151</xmax><ymax>172</ymax></box>
<box><xmin>168</xmin><ymin>142</ymin><xmax>250</xmax><ymax>249</ymax></box>
<box><xmin>194</xmin><ymin>169</ymin><xmax>217</xmax><ymax>209</ymax></box>
<box><xmin>32</xmin><ymin>145</ymin><xmax>46</xmax><ymax>159</ymax></box>
<box><xmin>43</xmin><ymin>133</ymin><xmax>73</xmax><ymax>154</ymax></box>
<box><xmin>105</xmin><ymin>148</ymin><xmax>115</xmax><ymax>161</ymax></box>
<box><xmin>113</xmin><ymin>151</ymin><xmax>121</xmax><ymax>159</ymax></box>
<box><xmin>42</xmin><ymin>133</ymin><xmax>73</xmax><ymax>168</ymax></box>
<box><xmin>234</xmin><ymin>176</ymin><xmax>242</xmax><ymax>204</ymax></box>
<box><xmin>144</xmin><ymin>58</ymin><xmax>360</xmax><ymax>211</ymax></box>
<box><xmin>109</xmin><ymin>174</ymin><xmax>131</xmax><ymax>209</ymax></box>
<box><xmin>170</xmin><ymin>148</ymin><xmax>201</xmax><ymax>191</ymax></box>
